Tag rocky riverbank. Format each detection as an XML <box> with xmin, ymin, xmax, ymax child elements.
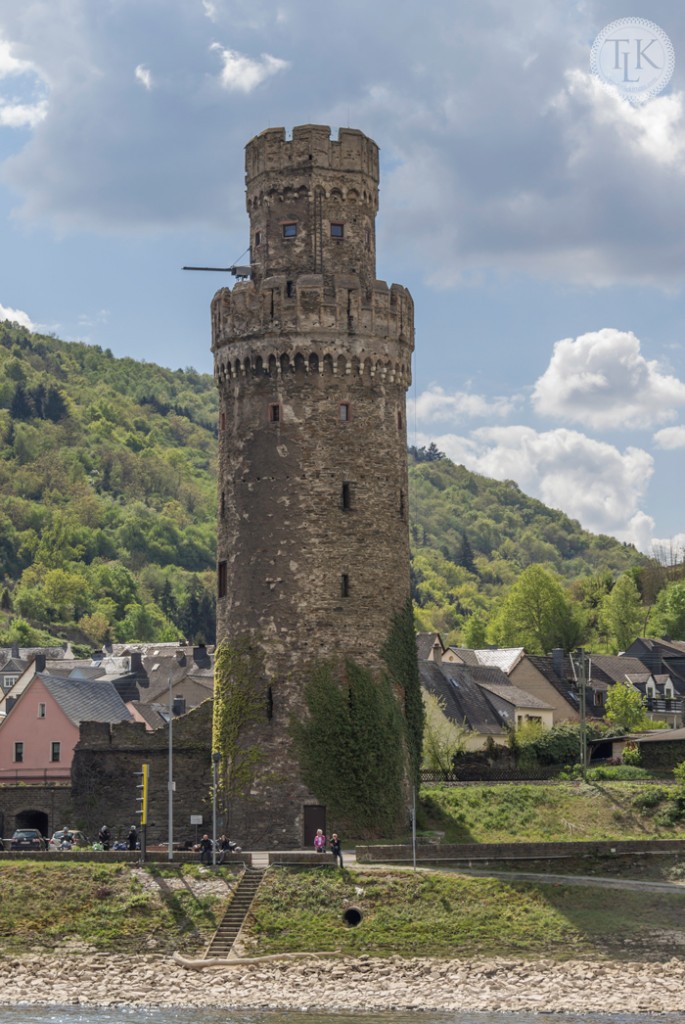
<box><xmin>0</xmin><ymin>952</ymin><xmax>685</xmax><ymax>1014</ymax></box>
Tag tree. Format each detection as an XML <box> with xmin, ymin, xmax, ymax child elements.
<box><xmin>601</xmin><ymin>573</ymin><xmax>644</xmax><ymax>652</ymax></box>
<box><xmin>422</xmin><ymin>691</ymin><xmax>468</xmax><ymax>771</ymax></box>
<box><xmin>605</xmin><ymin>680</ymin><xmax>648</xmax><ymax>732</ymax></box>
<box><xmin>488</xmin><ymin>564</ymin><xmax>583</xmax><ymax>654</ymax></box>
<box><xmin>651</xmin><ymin>581</ymin><xmax>685</xmax><ymax>640</ymax></box>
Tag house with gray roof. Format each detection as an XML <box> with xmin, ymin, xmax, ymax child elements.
<box><xmin>0</xmin><ymin>673</ymin><xmax>133</xmax><ymax>783</ymax></box>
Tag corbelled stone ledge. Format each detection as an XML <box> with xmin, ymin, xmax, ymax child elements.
<box><xmin>0</xmin><ymin>952</ymin><xmax>683</xmax><ymax>1013</ymax></box>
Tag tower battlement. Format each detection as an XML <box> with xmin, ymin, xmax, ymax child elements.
<box><xmin>246</xmin><ymin>125</ymin><xmax>379</xmax><ymax>184</ymax></box>
<box><xmin>211</xmin><ymin>273</ymin><xmax>413</xmax><ymax>365</ymax></box>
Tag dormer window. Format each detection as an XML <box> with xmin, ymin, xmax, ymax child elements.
<box><xmin>331</xmin><ymin>223</ymin><xmax>344</xmax><ymax>238</ymax></box>
<box><xmin>283</xmin><ymin>223</ymin><xmax>297</xmax><ymax>238</ymax></box>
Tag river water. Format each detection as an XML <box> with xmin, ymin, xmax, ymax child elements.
<box><xmin>0</xmin><ymin>1009</ymin><xmax>684</xmax><ymax>1024</ymax></box>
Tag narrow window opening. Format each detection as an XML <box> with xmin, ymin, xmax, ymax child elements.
<box><xmin>266</xmin><ymin>686</ymin><xmax>274</xmax><ymax>721</ymax></box>
<box><xmin>51</xmin><ymin>741</ymin><xmax>61</xmax><ymax>763</ymax></box>
<box><xmin>220</xmin><ymin>412</ymin><xmax>226</xmax><ymax>432</ymax></box>
<box><xmin>269</xmin><ymin>403</ymin><xmax>280</xmax><ymax>423</ymax></box>
<box><xmin>342</xmin><ymin>482</ymin><xmax>351</xmax><ymax>510</ymax></box>
<box><xmin>400</xmin><ymin>489</ymin><xmax>405</xmax><ymax>518</ymax></box>
<box><xmin>14</xmin><ymin>742</ymin><xmax>23</xmax><ymax>763</ymax></box>
<box><xmin>283</xmin><ymin>222</ymin><xmax>297</xmax><ymax>238</ymax></box>
<box><xmin>255</xmin><ymin>230</ymin><xmax>261</xmax><ymax>246</ymax></box>
<box><xmin>38</xmin><ymin>703</ymin><xmax>46</xmax><ymax>719</ymax></box>
<box><xmin>397</xmin><ymin>410</ymin><xmax>403</xmax><ymax>430</ymax></box>
<box><xmin>339</xmin><ymin>402</ymin><xmax>350</xmax><ymax>422</ymax></box>
<box><xmin>270</xmin><ymin>289</ymin><xmax>275</xmax><ymax>319</ymax></box>
<box><xmin>286</xmin><ymin>280</ymin><xmax>294</xmax><ymax>298</ymax></box>
<box><xmin>331</xmin><ymin>223</ymin><xmax>344</xmax><ymax>238</ymax></box>
<box><xmin>347</xmin><ymin>289</ymin><xmax>354</xmax><ymax>331</ymax></box>
<box><xmin>341</xmin><ymin>574</ymin><xmax>350</xmax><ymax>598</ymax></box>
<box><xmin>220</xmin><ymin>491</ymin><xmax>226</xmax><ymax>518</ymax></box>
<box><xmin>218</xmin><ymin>560</ymin><xmax>228</xmax><ymax>599</ymax></box>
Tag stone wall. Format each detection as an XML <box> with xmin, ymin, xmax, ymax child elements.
<box><xmin>71</xmin><ymin>701</ymin><xmax>217</xmax><ymax>845</ymax></box>
<box><xmin>0</xmin><ymin>784</ymin><xmax>72</xmax><ymax>841</ymax></box>
<box><xmin>357</xmin><ymin>838</ymin><xmax>685</xmax><ymax>864</ymax></box>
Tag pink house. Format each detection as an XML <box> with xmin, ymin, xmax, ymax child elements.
<box><xmin>0</xmin><ymin>673</ymin><xmax>133</xmax><ymax>784</ymax></box>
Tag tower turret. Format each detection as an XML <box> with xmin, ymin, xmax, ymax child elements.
<box><xmin>213</xmin><ymin>125</ymin><xmax>414</xmax><ymax>846</ymax></box>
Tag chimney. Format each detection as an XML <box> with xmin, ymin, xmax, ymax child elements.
<box><xmin>129</xmin><ymin>652</ymin><xmax>143</xmax><ymax>672</ymax></box>
<box><xmin>6</xmin><ymin>696</ymin><xmax>16</xmax><ymax>713</ymax></box>
<box><xmin>172</xmin><ymin>696</ymin><xmax>187</xmax><ymax>717</ymax></box>
<box><xmin>551</xmin><ymin>648</ymin><xmax>565</xmax><ymax>678</ymax></box>
<box><xmin>11</xmin><ymin>642</ymin><xmax>19</xmax><ymax>658</ymax></box>
<box><xmin>193</xmin><ymin>644</ymin><xmax>209</xmax><ymax>666</ymax></box>
<box><xmin>33</xmin><ymin>654</ymin><xmax>46</xmax><ymax>672</ymax></box>
<box><xmin>431</xmin><ymin>639</ymin><xmax>443</xmax><ymax>666</ymax></box>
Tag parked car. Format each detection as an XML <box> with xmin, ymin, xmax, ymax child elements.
<box><xmin>48</xmin><ymin>829</ymin><xmax>89</xmax><ymax>851</ymax></box>
<box><xmin>10</xmin><ymin>828</ymin><xmax>46</xmax><ymax>851</ymax></box>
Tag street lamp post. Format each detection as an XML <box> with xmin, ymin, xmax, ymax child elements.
<box><xmin>167</xmin><ymin>681</ymin><xmax>174</xmax><ymax>862</ymax></box>
<box><xmin>212</xmin><ymin>752</ymin><xmax>221</xmax><ymax>867</ymax></box>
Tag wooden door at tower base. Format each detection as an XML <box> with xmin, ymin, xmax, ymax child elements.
<box><xmin>303</xmin><ymin>804</ymin><xmax>326</xmax><ymax>848</ymax></box>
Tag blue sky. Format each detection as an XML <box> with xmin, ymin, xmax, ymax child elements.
<box><xmin>0</xmin><ymin>0</ymin><xmax>684</xmax><ymax>559</ymax></box>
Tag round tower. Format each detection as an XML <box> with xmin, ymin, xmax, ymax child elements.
<box><xmin>212</xmin><ymin>125</ymin><xmax>414</xmax><ymax>846</ymax></box>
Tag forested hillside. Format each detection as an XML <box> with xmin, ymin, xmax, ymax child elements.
<box><xmin>0</xmin><ymin>323</ymin><xmax>217</xmax><ymax>650</ymax></box>
<box><xmin>0</xmin><ymin>323</ymin><xmax>679</xmax><ymax>655</ymax></box>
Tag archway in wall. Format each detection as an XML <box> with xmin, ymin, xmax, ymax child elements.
<box><xmin>15</xmin><ymin>809</ymin><xmax>49</xmax><ymax>837</ymax></box>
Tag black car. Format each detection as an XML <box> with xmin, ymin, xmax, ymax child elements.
<box><xmin>10</xmin><ymin>828</ymin><xmax>46</xmax><ymax>851</ymax></box>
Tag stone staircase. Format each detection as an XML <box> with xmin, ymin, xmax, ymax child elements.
<box><xmin>205</xmin><ymin>867</ymin><xmax>265</xmax><ymax>958</ymax></box>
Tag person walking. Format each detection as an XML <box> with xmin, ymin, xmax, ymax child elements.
<box><xmin>313</xmin><ymin>828</ymin><xmax>326</xmax><ymax>853</ymax></box>
<box><xmin>329</xmin><ymin>832</ymin><xmax>343</xmax><ymax>868</ymax></box>
<box><xmin>127</xmin><ymin>825</ymin><xmax>138</xmax><ymax>851</ymax></box>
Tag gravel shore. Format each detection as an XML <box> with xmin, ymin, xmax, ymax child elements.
<box><xmin>1</xmin><ymin>953</ymin><xmax>685</xmax><ymax>1014</ymax></box>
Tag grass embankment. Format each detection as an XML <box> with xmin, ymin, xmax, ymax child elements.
<box><xmin>420</xmin><ymin>780</ymin><xmax>685</xmax><ymax>843</ymax></box>
<box><xmin>0</xmin><ymin>861</ymin><xmax>234</xmax><ymax>955</ymax></box>
<box><xmin>247</xmin><ymin>867</ymin><xmax>685</xmax><ymax>962</ymax></box>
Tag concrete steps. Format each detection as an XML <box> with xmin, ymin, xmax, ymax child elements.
<box><xmin>205</xmin><ymin>867</ymin><xmax>265</xmax><ymax>958</ymax></box>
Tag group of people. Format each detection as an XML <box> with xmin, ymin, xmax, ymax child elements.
<box><xmin>198</xmin><ymin>833</ymin><xmax>241</xmax><ymax>865</ymax></box>
<box><xmin>314</xmin><ymin>829</ymin><xmax>343</xmax><ymax>867</ymax></box>
<box><xmin>96</xmin><ymin>825</ymin><xmax>138</xmax><ymax>851</ymax></box>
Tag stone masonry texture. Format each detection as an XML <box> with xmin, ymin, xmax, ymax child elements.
<box><xmin>213</xmin><ymin>126</ymin><xmax>415</xmax><ymax>846</ymax></box>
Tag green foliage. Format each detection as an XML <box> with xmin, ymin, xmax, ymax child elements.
<box><xmin>514</xmin><ymin>721</ymin><xmax>604</xmax><ymax>767</ymax></box>
<box><xmin>380</xmin><ymin>596</ymin><xmax>424</xmax><ymax>782</ymax></box>
<box><xmin>487</xmin><ymin>564</ymin><xmax>583</xmax><ymax>653</ymax></box>
<box><xmin>605</xmin><ymin>680</ymin><xmax>650</xmax><ymax>732</ymax></box>
<box><xmin>622</xmin><ymin>743</ymin><xmax>642</xmax><ymax>767</ymax></box>
<box><xmin>600</xmin><ymin>573</ymin><xmax>646</xmax><ymax>653</ymax></box>
<box><xmin>422</xmin><ymin>691</ymin><xmax>468</xmax><ymax>771</ymax></box>
<box><xmin>651</xmin><ymin>580</ymin><xmax>685</xmax><ymax>640</ymax></box>
<box><xmin>212</xmin><ymin>638</ymin><xmax>266</xmax><ymax>808</ymax></box>
<box><xmin>0</xmin><ymin>323</ymin><xmax>217</xmax><ymax>647</ymax></box>
<box><xmin>292</xmin><ymin>659</ymin><xmax>407</xmax><ymax>838</ymax></box>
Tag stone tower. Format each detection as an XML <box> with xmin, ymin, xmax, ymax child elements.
<box><xmin>212</xmin><ymin>125</ymin><xmax>414</xmax><ymax>846</ymax></box>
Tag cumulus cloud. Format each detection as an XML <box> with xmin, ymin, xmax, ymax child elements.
<box><xmin>413</xmin><ymin>385</ymin><xmax>517</xmax><ymax>423</ymax></box>
<box><xmin>0</xmin><ymin>304</ymin><xmax>34</xmax><ymax>329</ymax></box>
<box><xmin>418</xmin><ymin>424</ymin><xmax>655</xmax><ymax>550</ymax></box>
<box><xmin>134</xmin><ymin>65</ymin><xmax>152</xmax><ymax>90</ymax></box>
<box><xmin>210</xmin><ymin>45</ymin><xmax>289</xmax><ymax>92</ymax></box>
<box><xmin>532</xmin><ymin>328</ymin><xmax>685</xmax><ymax>430</ymax></box>
<box><xmin>654</xmin><ymin>426</ymin><xmax>685</xmax><ymax>449</ymax></box>
<box><xmin>0</xmin><ymin>38</ymin><xmax>49</xmax><ymax>127</ymax></box>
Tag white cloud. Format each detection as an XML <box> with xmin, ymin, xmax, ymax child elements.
<box><xmin>654</xmin><ymin>426</ymin><xmax>685</xmax><ymax>450</ymax></box>
<box><xmin>532</xmin><ymin>328</ymin><xmax>685</xmax><ymax>430</ymax></box>
<box><xmin>0</xmin><ymin>38</ymin><xmax>49</xmax><ymax>127</ymax></box>
<box><xmin>134</xmin><ymin>65</ymin><xmax>152</xmax><ymax>90</ymax></box>
<box><xmin>413</xmin><ymin>385</ymin><xmax>517</xmax><ymax>423</ymax></box>
<box><xmin>202</xmin><ymin>0</ymin><xmax>218</xmax><ymax>20</ymax></box>
<box><xmin>0</xmin><ymin>39</ymin><xmax>35</xmax><ymax>79</ymax></box>
<box><xmin>419</xmin><ymin>424</ymin><xmax>655</xmax><ymax>551</ymax></box>
<box><xmin>0</xmin><ymin>304</ymin><xmax>34</xmax><ymax>329</ymax></box>
<box><xmin>210</xmin><ymin>45</ymin><xmax>289</xmax><ymax>93</ymax></box>
<box><xmin>651</xmin><ymin>533</ymin><xmax>685</xmax><ymax>565</ymax></box>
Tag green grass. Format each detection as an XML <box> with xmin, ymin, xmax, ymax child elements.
<box><xmin>244</xmin><ymin>866</ymin><xmax>685</xmax><ymax>961</ymax></box>
<box><xmin>420</xmin><ymin>781</ymin><xmax>685</xmax><ymax>842</ymax></box>
<box><xmin>0</xmin><ymin>862</ymin><xmax>232</xmax><ymax>954</ymax></box>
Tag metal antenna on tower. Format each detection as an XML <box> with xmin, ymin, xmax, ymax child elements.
<box><xmin>182</xmin><ymin>248</ymin><xmax>251</xmax><ymax>280</ymax></box>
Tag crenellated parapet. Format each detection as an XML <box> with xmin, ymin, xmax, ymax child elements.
<box><xmin>212</xmin><ymin>274</ymin><xmax>414</xmax><ymax>382</ymax></box>
<box><xmin>245</xmin><ymin>125</ymin><xmax>379</xmax><ymax>195</ymax></box>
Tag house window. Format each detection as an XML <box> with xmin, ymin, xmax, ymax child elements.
<box><xmin>269</xmin><ymin>403</ymin><xmax>280</xmax><ymax>423</ymax></box>
<box><xmin>218</xmin><ymin>560</ymin><xmax>228</xmax><ymax>599</ymax></box>
<box><xmin>51</xmin><ymin>742</ymin><xmax>61</xmax><ymax>763</ymax></box>
<box><xmin>38</xmin><ymin>703</ymin><xmax>46</xmax><ymax>719</ymax></box>
<box><xmin>286</xmin><ymin>280</ymin><xmax>294</xmax><ymax>298</ymax></box>
<box><xmin>282</xmin><ymin>222</ymin><xmax>297</xmax><ymax>238</ymax></box>
<box><xmin>341</xmin><ymin>574</ymin><xmax>350</xmax><ymax>598</ymax></box>
<box><xmin>594</xmin><ymin>690</ymin><xmax>604</xmax><ymax>706</ymax></box>
<box><xmin>341</xmin><ymin>482</ymin><xmax>351</xmax><ymax>510</ymax></box>
<box><xmin>330</xmin><ymin>223</ymin><xmax>344</xmax><ymax>238</ymax></box>
<box><xmin>14</xmin><ymin>742</ymin><xmax>23</xmax><ymax>763</ymax></box>
<box><xmin>339</xmin><ymin>402</ymin><xmax>350</xmax><ymax>422</ymax></box>
<box><xmin>3</xmin><ymin>675</ymin><xmax>17</xmax><ymax>689</ymax></box>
